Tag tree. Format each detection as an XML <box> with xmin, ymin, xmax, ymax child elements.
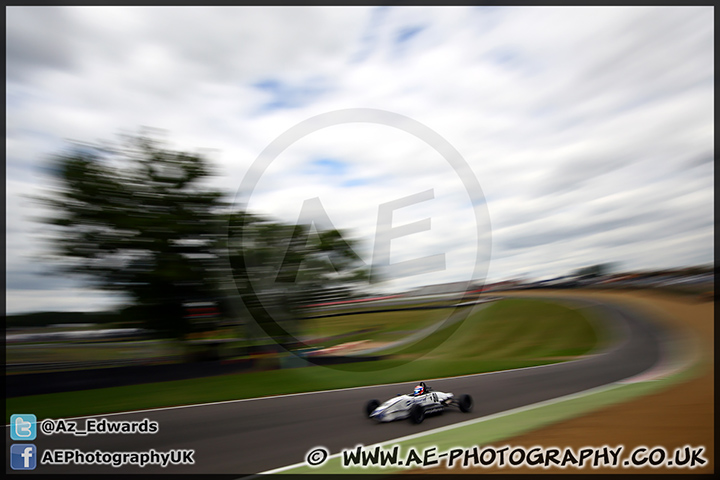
<box><xmin>34</xmin><ymin>130</ymin><xmax>371</xmax><ymax>350</ymax></box>
<box><xmin>34</xmin><ymin>132</ymin><xmax>228</xmax><ymax>339</ymax></box>
<box><xmin>227</xmin><ymin>211</ymin><xmax>370</xmax><ymax>349</ymax></box>
<box><xmin>573</xmin><ymin>263</ymin><xmax>615</xmax><ymax>279</ymax></box>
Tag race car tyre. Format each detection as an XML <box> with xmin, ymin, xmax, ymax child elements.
<box><xmin>365</xmin><ymin>399</ymin><xmax>380</xmax><ymax>417</ymax></box>
<box><xmin>409</xmin><ymin>404</ymin><xmax>425</xmax><ymax>424</ymax></box>
<box><xmin>459</xmin><ymin>394</ymin><xmax>473</xmax><ymax>413</ymax></box>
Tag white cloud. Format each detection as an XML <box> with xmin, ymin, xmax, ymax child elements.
<box><xmin>5</xmin><ymin>6</ymin><xmax>713</xmax><ymax>313</ymax></box>
<box><xmin>6</xmin><ymin>289</ymin><xmax>126</xmax><ymax>314</ymax></box>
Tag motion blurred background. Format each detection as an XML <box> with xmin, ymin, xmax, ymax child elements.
<box><xmin>5</xmin><ymin>7</ymin><xmax>713</xmax><ymax>387</ymax></box>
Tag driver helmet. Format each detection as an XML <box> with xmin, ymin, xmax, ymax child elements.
<box><xmin>414</xmin><ymin>384</ymin><xmax>425</xmax><ymax>396</ymax></box>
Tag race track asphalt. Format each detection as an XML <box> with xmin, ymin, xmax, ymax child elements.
<box><xmin>5</xmin><ymin>296</ymin><xmax>673</xmax><ymax>475</ymax></box>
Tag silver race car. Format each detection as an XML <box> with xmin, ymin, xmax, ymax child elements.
<box><xmin>365</xmin><ymin>382</ymin><xmax>473</xmax><ymax>424</ymax></box>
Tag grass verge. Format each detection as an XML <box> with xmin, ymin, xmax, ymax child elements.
<box><xmin>6</xmin><ymin>298</ymin><xmax>597</xmax><ymax>422</ymax></box>
<box><xmin>279</xmin><ymin>356</ymin><xmax>703</xmax><ymax>474</ymax></box>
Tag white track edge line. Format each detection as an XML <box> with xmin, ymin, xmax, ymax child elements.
<box><xmin>253</xmin><ymin>380</ymin><xmax>627</xmax><ymax>475</ymax></box>
<box><xmin>0</xmin><ymin>297</ymin><xmax>627</xmax><ymax>425</ymax></box>
<box><xmin>4</xmin><ymin>358</ymin><xmax>593</xmax><ymax>426</ymax></box>
<box><xmin>254</xmin><ymin>305</ymin><xmax>701</xmax><ymax>476</ymax></box>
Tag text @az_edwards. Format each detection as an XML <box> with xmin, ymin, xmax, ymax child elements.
<box><xmin>39</xmin><ymin>417</ymin><xmax>158</xmax><ymax>436</ymax></box>
<box><xmin>307</xmin><ymin>444</ymin><xmax>708</xmax><ymax>470</ymax></box>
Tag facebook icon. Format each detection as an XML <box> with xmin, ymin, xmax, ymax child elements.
<box><xmin>11</xmin><ymin>444</ymin><xmax>37</xmax><ymax>470</ymax></box>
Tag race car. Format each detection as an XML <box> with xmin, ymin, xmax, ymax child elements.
<box><xmin>365</xmin><ymin>382</ymin><xmax>473</xmax><ymax>424</ymax></box>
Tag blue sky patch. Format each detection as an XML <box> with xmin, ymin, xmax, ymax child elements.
<box><xmin>253</xmin><ymin>77</ymin><xmax>330</xmax><ymax>112</ymax></box>
<box><xmin>396</xmin><ymin>25</ymin><xmax>424</xmax><ymax>44</ymax></box>
<box><xmin>308</xmin><ymin>158</ymin><xmax>348</xmax><ymax>176</ymax></box>
<box><xmin>306</xmin><ymin>159</ymin><xmax>375</xmax><ymax>188</ymax></box>
<box><xmin>341</xmin><ymin>178</ymin><xmax>370</xmax><ymax>187</ymax></box>
<box><xmin>490</xmin><ymin>48</ymin><xmax>519</xmax><ymax>66</ymax></box>
<box><xmin>350</xmin><ymin>6</ymin><xmax>390</xmax><ymax>63</ymax></box>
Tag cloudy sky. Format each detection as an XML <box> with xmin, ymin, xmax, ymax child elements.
<box><xmin>6</xmin><ymin>6</ymin><xmax>714</xmax><ymax>314</ymax></box>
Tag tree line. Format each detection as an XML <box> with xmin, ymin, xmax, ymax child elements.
<box><xmin>33</xmin><ymin>131</ymin><xmax>369</xmax><ymax>342</ymax></box>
